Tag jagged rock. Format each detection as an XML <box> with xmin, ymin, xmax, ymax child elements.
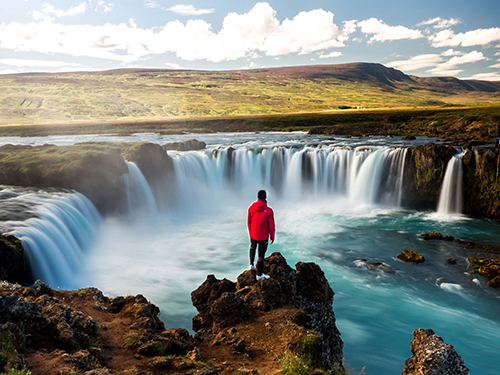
<box><xmin>210</xmin><ymin>292</ymin><xmax>253</xmax><ymax>328</ymax></box>
<box><xmin>487</xmin><ymin>275</ymin><xmax>500</xmax><ymax>287</ymax></box>
<box><xmin>187</xmin><ymin>347</ymin><xmax>202</xmax><ymax>361</ymax></box>
<box><xmin>0</xmin><ymin>234</ymin><xmax>29</xmax><ymax>284</ymax></box>
<box><xmin>397</xmin><ymin>250</ymin><xmax>425</xmax><ymax>263</ymax></box>
<box><xmin>137</xmin><ymin>340</ymin><xmax>164</xmax><ymax>357</ymax></box>
<box><xmin>468</xmin><ymin>255</ymin><xmax>500</xmax><ymax>282</ymax></box>
<box><xmin>447</xmin><ymin>258</ymin><xmax>457</xmax><ymax>265</ymax></box>
<box><xmin>32</xmin><ymin>280</ymin><xmax>52</xmax><ymax>296</ymax></box>
<box><xmin>421</xmin><ymin>231</ymin><xmax>454</xmax><ymax>241</ymax></box>
<box><xmin>403</xmin><ymin>143</ymin><xmax>455</xmax><ymax>209</ymax></box>
<box><xmin>402</xmin><ymin>328</ymin><xmax>469</xmax><ymax>375</ymax></box>
<box><xmin>191</xmin><ymin>252</ymin><xmax>343</xmax><ymax>369</ymax></box>
<box><xmin>108</xmin><ymin>296</ymin><xmax>126</xmax><ymax>313</ymax></box>
<box><xmin>162</xmin><ymin>139</ymin><xmax>206</xmax><ymax>151</ymax></box>
<box><xmin>158</xmin><ymin>328</ymin><xmax>192</xmax><ymax>355</ymax></box>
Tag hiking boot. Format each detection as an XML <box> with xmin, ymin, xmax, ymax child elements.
<box><xmin>256</xmin><ymin>274</ymin><xmax>270</xmax><ymax>281</ymax></box>
<box><xmin>0</xmin><ymin>292</ymin><xmax>19</xmax><ymax>313</ymax></box>
<box><xmin>249</xmin><ymin>264</ymin><xmax>256</xmax><ymax>270</ymax></box>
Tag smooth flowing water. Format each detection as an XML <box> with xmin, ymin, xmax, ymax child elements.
<box><xmin>1</xmin><ymin>133</ymin><xmax>499</xmax><ymax>374</ymax></box>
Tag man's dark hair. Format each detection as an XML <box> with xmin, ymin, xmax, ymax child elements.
<box><xmin>258</xmin><ymin>190</ymin><xmax>267</xmax><ymax>200</ymax></box>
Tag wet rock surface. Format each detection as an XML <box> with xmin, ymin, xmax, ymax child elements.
<box><xmin>403</xmin><ymin>143</ymin><xmax>456</xmax><ymax>209</ymax></box>
<box><xmin>402</xmin><ymin>328</ymin><xmax>469</xmax><ymax>375</ymax></box>
<box><xmin>397</xmin><ymin>249</ymin><xmax>425</xmax><ymax>263</ymax></box>
<box><xmin>0</xmin><ymin>233</ymin><xmax>29</xmax><ymax>284</ymax></box>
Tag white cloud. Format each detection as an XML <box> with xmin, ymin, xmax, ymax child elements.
<box><xmin>97</xmin><ymin>1</ymin><xmax>114</xmax><ymax>13</ymax></box>
<box><xmin>37</xmin><ymin>2</ymin><xmax>87</xmax><ymax>18</ymax></box>
<box><xmin>429</xmin><ymin>27</ymin><xmax>500</xmax><ymax>47</ymax></box>
<box><xmin>427</xmin><ymin>50</ymin><xmax>486</xmax><ymax>75</ymax></box>
<box><xmin>441</xmin><ymin>49</ymin><xmax>464</xmax><ymax>56</ymax></box>
<box><xmin>166</xmin><ymin>4</ymin><xmax>215</xmax><ymax>16</ymax></box>
<box><xmin>165</xmin><ymin>62</ymin><xmax>185</xmax><ymax>69</ymax></box>
<box><xmin>319</xmin><ymin>51</ymin><xmax>343</xmax><ymax>58</ymax></box>
<box><xmin>418</xmin><ymin>17</ymin><xmax>461</xmax><ymax>29</ymax></box>
<box><xmin>387</xmin><ymin>54</ymin><xmax>443</xmax><ymax>71</ymax></box>
<box><xmin>466</xmin><ymin>72</ymin><xmax>500</xmax><ymax>81</ymax></box>
<box><xmin>489</xmin><ymin>62</ymin><xmax>500</xmax><ymax>68</ymax></box>
<box><xmin>0</xmin><ymin>58</ymin><xmax>82</xmax><ymax>68</ymax></box>
<box><xmin>144</xmin><ymin>0</ymin><xmax>159</xmax><ymax>8</ymax></box>
<box><xmin>358</xmin><ymin>18</ymin><xmax>423</xmax><ymax>43</ymax></box>
<box><xmin>0</xmin><ymin>3</ymin><xmax>351</xmax><ymax>63</ymax></box>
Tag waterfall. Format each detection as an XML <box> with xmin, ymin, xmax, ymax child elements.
<box><xmin>7</xmin><ymin>192</ymin><xmax>101</xmax><ymax>289</ymax></box>
<box><xmin>168</xmin><ymin>145</ymin><xmax>408</xmax><ymax>208</ymax></box>
<box><xmin>122</xmin><ymin>161</ymin><xmax>159</xmax><ymax>216</ymax></box>
<box><xmin>437</xmin><ymin>152</ymin><xmax>464</xmax><ymax>215</ymax></box>
<box><xmin>2</xmin><ymin>144</ymin><xmax>409</xmax><ymax>288</ymax></box>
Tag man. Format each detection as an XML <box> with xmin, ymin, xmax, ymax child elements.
<box><xmin>247</xmin><ymin>190</ymin><xmax>275</xmax><ymax>280</ymax></box>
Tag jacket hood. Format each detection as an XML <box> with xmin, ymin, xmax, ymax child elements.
<box><xmin>253</xmin><ymin>200</ymin><xmax>268</xmax><ymax>212</ymax></box>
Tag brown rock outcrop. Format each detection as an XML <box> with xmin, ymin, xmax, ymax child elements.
<box><xmin>191</xmin><ymin>252</ymin><xmax>343</xmax><ymax>369</ymax></box>
<box><xmin>402</xmin><ymin>328</ymin><xmax>469</xmax><ymax>375</ymax></box>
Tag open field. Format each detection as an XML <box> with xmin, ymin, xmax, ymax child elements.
<box><xmin>1</xmin><ymin>63</ymin><xmax>499</xmax><ymax>126</ymax></box>
<box><xmin>0</xmin><ymin>63</ymin><xmax>499</xmax><ymax>140</ymax></box>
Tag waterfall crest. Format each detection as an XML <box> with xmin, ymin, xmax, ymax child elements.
<box><xmin>169</xmin><ymin>146</ymin><xmax>408</xmax><ymax>207</ymax></box>
<box><xmin>437</xmin><ymin>152</ymin><xmax>464</xmax><ymax>215</ymax></box>
<box><xmin>122</xmin><ymin>161</ymin><xmax>159</xmax><ymax>216</ymax></box>
<box><xmin>8</xmin><ymin>192</ymin><xmax>101</xmax><ymax>288</ymax></box>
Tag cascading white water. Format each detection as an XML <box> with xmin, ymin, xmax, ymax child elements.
<box><xmin>437</xmin><ymin>152</ymin><xmax>464</xmax><ymax>215</ymax></box>
<box><xmin>169</xmin><ymin>146</ymin><xmax>408</xmax><ymax>208</ymax></box>
<box><xmin>122</xmin><ymin>161</ymin><xmax>159</xmax><ymax>216</ymax></box>
<box><xmin>6</xmin><ymin>192</ymin><xmax>101</xmax><ymax>288</ymax></box>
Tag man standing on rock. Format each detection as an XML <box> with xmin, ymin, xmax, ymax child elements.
<box><xmin>247</xmin><ymin>190</ymin><xmax>275</xmax><ymax>280</ymax></box>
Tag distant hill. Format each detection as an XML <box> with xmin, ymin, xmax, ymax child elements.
<box><xmin>0</xmin><ymin>62</ymin><xmax>499</xmax><ymax>126</ymax></box>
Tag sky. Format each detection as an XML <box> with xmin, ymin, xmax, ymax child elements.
<box><xmin>1</xmin><ymin>0</ymin><xmax>500</xmax><ymax>80</ymax></box>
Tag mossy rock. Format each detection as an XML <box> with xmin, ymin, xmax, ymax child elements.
<box><xmin>487</xmin><ymin>275</ymin><xmax>500</xmax><ymax>287</ymax></box>
<box><xmin>397</xmin><ymin>249</ymin><xmax>425</xmax><ymax>263</ymax></box>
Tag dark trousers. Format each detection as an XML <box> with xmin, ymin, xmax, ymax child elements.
<box><xmin>249</xmin><ymin>238</ymin><xmax>268</xmax><ymax>276</ymax></box>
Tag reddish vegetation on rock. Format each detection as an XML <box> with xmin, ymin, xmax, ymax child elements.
<box><xmin>402</xmin><ymin>328</ymin><xmax>469</xmax><ymax>375</ymax></box>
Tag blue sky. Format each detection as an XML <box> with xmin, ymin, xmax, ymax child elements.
<box><xmin>1</xmin><ymin>0</ymin><xmax>500</xmax><ymax>80</ymax></box>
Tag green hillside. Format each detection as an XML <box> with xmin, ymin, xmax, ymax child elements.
<box><xmin>1</xmin><ymin>63</ymin><xmax>499</xmax><ymax>127</ymax></box>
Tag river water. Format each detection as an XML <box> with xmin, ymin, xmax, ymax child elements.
<box><xmin>1</xmin><ymin>132</ymin><xmax>499</xmax><ymax>374</ymax></box>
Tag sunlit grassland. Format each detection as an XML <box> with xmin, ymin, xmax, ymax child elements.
<box><xmin>1</xmin><ymin>70</ymin><xmax>499</xmax><ymax>128</ymax></box>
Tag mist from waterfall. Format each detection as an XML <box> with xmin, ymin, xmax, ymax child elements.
<box><xmin>2</xmin><ymin>136</ymin><xmax>499</xmax><ymax>375</ymax></box>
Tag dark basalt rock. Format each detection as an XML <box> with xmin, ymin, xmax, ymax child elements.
<box><xmin>402</xmin><ymin>135</ymin><xmax>416</xmax><ymax>140</ymax></box>
<box><xmin>0</xmin><ymin>233</ymin><xmax>30</xmax><ymax>284</ymax></box>
<box><xmin>191</xmin><ymin>252</ymin><xmax>343</xmax><ymax>369</ymax></box>
<box><xmin>420</xmin><ymin>231</ymin><xmax>454</xmax><ymax>241</ymax></box>
<box><xmin>162</xmin><ymin>139</ymin><xmax>206</xmax><ymax>151</ymax></box>
<box><xmin>402</xmin><ymin>143</ymin><xmax>455</xmax><ymax>209</ymax></box>
<box><xmin>468</xmin><ymin>255</ymin><xmax>500</xmax><ymax>285</ymax></box>
<box><xmin>397</xmin><ymin>249</ymin><xmax>425</xmax><ymax>263</ymax></box>
<box><xmin>402</xmin><ymin>328</ymin><xmax>469</xmax><ymax>375</ymax></box>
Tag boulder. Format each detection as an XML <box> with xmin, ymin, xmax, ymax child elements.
<box><xmin>420</xmin><ymin>231</ymin><xmax>454</xmax><ymax>241</ymax></box>
<box><xmin>162</xmin><ymin>139</ymin><xmax>206</xmax><ymax>151</ymax></box>
<box><xmin>397</xmin><ymin>250</ymin><xmax>425</xmax><ymax>263</ymax></box>
<box><xmin>487</xmin><ymin>275</ymin><xmax>500</xmax><ymax>287</ymax></box>
<box><xmin>402</xmin><ymin>328</ymin><xmax>469</xmax><ymax>375</ymax></box>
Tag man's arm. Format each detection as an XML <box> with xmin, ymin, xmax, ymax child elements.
<box><xmin>268</xmin><ymin>209</ymin><xmax>275</xmax><ymax>243</ymax></box>
<box><xmin>247</xmin><ymin>209</ymin><xmax>252</xmax><ymax>233</ymax></box>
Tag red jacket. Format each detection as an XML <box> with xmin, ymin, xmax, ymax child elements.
<box><xmin>247</xmin><ymin>200</ymin><xmax>275</xmax><ymax>242</ymax></box>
